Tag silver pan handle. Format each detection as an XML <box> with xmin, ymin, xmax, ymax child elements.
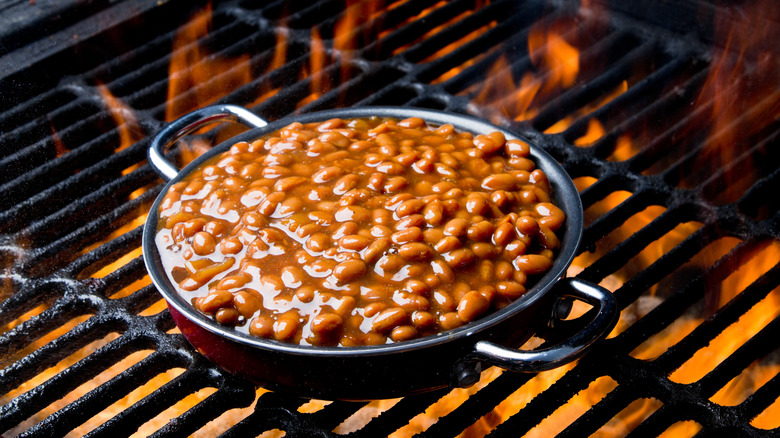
<box><xmin>148</xmin><ymin>104</ymin><xmax>268</xmax><ymax>181</ymax></box>
<box><xmin>453</xmin><ymin>278</ymin><xmax>618</xmax><ymax>387</ymax></box>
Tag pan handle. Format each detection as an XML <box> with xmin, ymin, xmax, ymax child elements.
<box><xmin>148</xmin><ymin>104</ymin><xmax>269</xmax><ymax>181</ymax></box>
<box><xmin>452</xmin><ymin>278</ymin><xmax>618</xmax><ymax>388</ymax></box>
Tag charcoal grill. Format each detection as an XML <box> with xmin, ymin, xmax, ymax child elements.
<box><xmin>1</xmin><ymin>0</ymin><xmax>779</xmax><ymax>436</ymax></box>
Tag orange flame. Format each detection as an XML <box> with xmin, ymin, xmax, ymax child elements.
<box><xmin>98</xmin><ymin>84</ymin><xmax>141</xmax><ymax>153</ymax></box>
<box><xmin>528</xmin><ymin>30</ymin><xmax>579</xmax><ymax>93</ymax></box>
<box><xmin>165</xmin><ymin>3</ymin><xmax>252</xmax><ymax>122</ymax></box>
<box><xmin>688</xmin><ymin>0</ymin><xmax>780</xmax><ymax>197</ymax></box>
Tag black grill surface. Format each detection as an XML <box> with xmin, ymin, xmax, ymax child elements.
<box><xmin>1</xmin><ymin>0</ymin><xmax>779</xmax><ymax>436</ymax></box>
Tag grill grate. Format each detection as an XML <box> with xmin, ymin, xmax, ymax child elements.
<box><xmin>1</xmin><ymin>0</ymin><xmax>779</xmax><ymax>436</ymax></box>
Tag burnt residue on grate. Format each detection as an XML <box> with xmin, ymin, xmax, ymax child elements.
<box><xmin>0</xmin><ymin>0</ymin><xmax>779</xmax><ymax>436</ymax></box>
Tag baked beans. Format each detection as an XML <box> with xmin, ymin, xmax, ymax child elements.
<box><xmin>156</xmin><ymin>116</ymin><xmax>566</xmax><ymax>346</ymax></box>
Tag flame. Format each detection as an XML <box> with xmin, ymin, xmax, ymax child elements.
<box><xmin>528</xmin><ymin>30</ymin><xmax>579</xmax><ymax>93</ymax></box>
<box><xmin>685</xmin><ymin>0</ymin><xmax>780</xmax><ymax>198</ymax></box>
<box><xmin>573</xmin><ymin>118</ymin><xmax>605</xmax><ymax>146</ymax></box>
<box><xmin>308</xmin><ymin>27</ymin><xmax>330</xmax><ymax>101</ymax></box>
<box><xmin>669</xmin><ymin>243</ymin><xmax>780</xmax><ymax>385</ymax></box>
<box><xmin>165</xmin><ymin>3</ymin><xmax>252</xmax><ymax>122</ymax></box>
<box><xmin>50</xmin><ymin>120</ymin><xmax>68</xmax><ymax>158</ymax></box>
<box><xmin>98</xmin><ymin>84</ymin><xmax>141</xmax><ymax>153</ymax></box>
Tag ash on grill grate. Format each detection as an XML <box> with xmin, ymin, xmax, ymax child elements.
<box><xmin>0</xmin><ymin>0</ymin><xmax>779</xmax><ymax>436</ymax></box>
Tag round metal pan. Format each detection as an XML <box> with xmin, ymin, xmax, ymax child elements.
<box><xmin>143</xmin><ymin>104</ymin><xmax>618</xmax><ymax>400</ymax></box>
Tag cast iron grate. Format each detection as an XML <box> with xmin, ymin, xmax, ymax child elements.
<box><xmin>0</xmin><ymin>0</ymin><xmax>778</xmax><ymax>436</ymax></box>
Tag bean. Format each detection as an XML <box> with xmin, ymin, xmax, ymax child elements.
<box><xmin>394</xmin><ymin>151</ymin><xmax>419</xmax><ymax>166</ymax></box>
<box><xmin>296</xmin><ymin>223</ymin><xmax>319</xmax><ymax>238</ymax></box>
<box><xmin>496</xmin><ymin>281</ymin><xmax>526</xmax><ymax>298</ymax></box>
<box><xmin>502</xmin><ymin>240</ymin><xmax>528</xmax><ymax>260</ymax></box>
<box><xmin>443</xmin><ymin>218</ymin><xmax>469</xmax><ymax>237</ymax></box>
<box><xmin>217</xmin><ymin>273</ymin><xmax>251</xmax><ymax>291</ymax></box>
<box><xmin>494</xmin><ymin>260</ymin><xmax>514</xmax><ymax>281</ymax></box>
<box><xmin>391</xmin><ymin>325</ymin><xmax>418</xmax><ymax>342</ymax></box>
<box><xmin>317</xmin><ymin>118</ymin><xmax>344</xmax><ymax>131</ymax></box>
<box><xmin>404</xmin><ymin>279</ymin><xmax>430</xmax><ymax>295</ymax></box>
<box><xmin>423</xmin><ymin>203</ymin><xmax>444</xmax><ymax>225</ymax></box>
<box><xmin>233</xmin><ymin>289</ymin><xmax>263</xmax><ymax>319</ymax></box>
<box><xmin>296</xmin><ymin>285</ymin><xmax>316</xmax><ymax>303</ymax></box>
<box><xmin>386</xmin><ymin>193</ymin><xmax>412</xmax><ymax>209</ymax></box>
<box><xmin>457</xmin><ymin>291</ymin><xmax>489</xmax><ymax>323</ymax></box>
<box><xmin>320</xmin><ymin>131</ymin><xmax>350</xmax><ymax>147</ymax></box>
<box><xmin>274</xmin><ymin>176</ymin><xmax>307</xmax><ymax>192</ymax></box>
<box><xmin>472</xmin><ymin>242</ymin><xmax>498</xmax><ymax>259</ymax></box>
<box><xmin>373</xmin><ymin>209</ymin><xmax>393</xmax><ymax>225</ymax></box>
<box><xmin>444</xmin><ymin>248</ymin><xmax>475</xmax><ymax>269</ymax></box>
<box><xmin>383</xmin><ymin>176</ymin><xmax>408</xmax><ymax>193</ymax></box>
<box><xmin>372</xmin><ymin>307</ymin><xmax>408</xmax><ymax>333</ymax></box>
<box><xmin>335</xmin><ymin>205</ymin><xmax>371</xmax><ymax>223</ymax></box>
<box><xmin>515</xmin><ymin>216</ymin><xmax>540</xmax><ymax>236</ymax></box>
<box><xmin>439</xmin><ymin>312</ymin><xmax>462</xmax><ymax>330</ymax></box>
<box><xmin>394</xmin><ymin>292</ymin><xmax>430</xmax><ymax>312</ymax></box>
<box><xmin>371</xmin><ymin>224</ymin><xmax>393</xmax><ymax>237</ymax></box>
<box><xmin>376</xmin><ymin>254</ymin><xmax>405</xmax><ymax>273</ymax></box>
<box><xmin>333</xmin><ymin>259</ymin><xmax>367</xmax><ymax>284</ymax></box>
<box><xmin>307</xmin><ymin>258</ymin><xmax>336</xmax><ymax>278</ymax></box>
<box><xmin>181</xmin><ymin>219</ymin><xmax>206</xmax><ymax>238</ymax></box>
<box><xmin>329</xmin><ymin>221</ymin><xmax>355</xmax><ymax>239</ymax></box>
<box><xmin>505</xmin><ymin>139</ymin><xmax>530</xmax><ymax>157</ymax></box>
<box><xmin>361</xmin><ymin>285</ymin><xmax>391</xmax><ymax>302</ymax></box>
<box><xmin>192</xmin><ymin>231</ymin><xmax>217</xmax><ymax>256</ymax></box>
<box><xmin>277</xmin><ymin>197</ymin><xmax>303</xmax><ymax>216</ymax></box>
<box><xmin>311</xmin><ymin>313</ymin><xmax>343</xmax><ymax>335</ymax></box>
<box><xmin>215</xmin><ymin>308</ymin><xmax>241</xmax><ymax>325</ymax></box>
<box><xmin>312</xmin><ymin>166</ymin><xmax>344</xmax><ymax>183</ymax></box>
<box><xmin>465</xmin><ymin>193</ymin><xmax>489</xmax><ymax>215</ymax></box>
<box><xmin>411</xmin><ymin>311</ymin><xmax>436</xmax><ymax>330</ymax></box>
<box><xmin>508</xmin><ymin>157</ymin><xmax>535</xmax><ymax>171</ymax></box>
<box><xmin>361</xmin><ymin>238</ymin><xmax>388</xmax><ymax>264</ymax></box>
<box><xmin>473</xmin><ymin>134</ymin><xmax>502</xmax><ymax>155</ymax></box>
<box><xmin>197</xmin><ymin>289</ymin><xmax>233</xmax><ymax>314</ymax></box>
<box><xmin>434</xmin><ymin>163</ymin><xmax>457</xmax><ymax>178</ymax></box>
<box><xmin>281</xmin><ymin>265</ymin><xmax>306</xmax><ymax>288</ymax></box>
<box><xmin>249</xmin><ymin>315</ymin><xmax>274</xmax><ymax>338</ymax></box>
<box><xmin>396</xmin><ymin>198</ymin><xmax>424</xmax><ymax>217</ymax></box>
<box><xmin>367</xmin><ymin>173</ymin><xmax>385</xmax><ymax>191</ymax></box>
<box><xmin>392</xmin><ymin>227</ymin><xmax>423</xmax><ymax>245</ymax></box>
<box><xmin>257</xmin><ymin>192</ymin><xmax>285</xmax><ymax>216</ymax></box>
<box><xmin>274</xmin><ymin>311</ymin><xmax>300</xmax><ymax>341</ymax></box>
<box><xmin>431</xmin><ymin>181</ymin><xmax>455</xmax><ymax>193</ymax></box>
<box><xmin>481</xmin><ymin>173</ymin><xmax>517</xmax><ymax>191</ymax></box>
<box><xmin>305</xmin><ymin>233</ymin><xmax>330</xmax><ymax>252</ymax></box>
<box><xmin>537</xmin><ymin>223</ymin><xmax>560</xmax><ymax>250</ymax></box>
<box><xmin>397</xmin><ymin>242</ymin><xmax>433</xmax><ymax>262</ymax></box>
<box><xmin>451</xmin><ymin>282</ymin><xmax>470</xmax><ymax>301</ymax></box>
<box><xmin>535</xmin><ymin>202</ymin><xmax>566</xmax><ymax>231</ymax></box>
<box><xmin>377</xmin><ymin>161</ymin><xmax>405</xmax><ymax>175</ymax></box>
<box><xmin>513</xmin><ymin>254</ymin><xmax>553</xmax><ymax>275</ymax></box>
<box><xmin>434</xmin><ymin>235</ymin><xmax>461</xmax><ymax>253</ymax></box>
<box><xmin>333</xmin><ymin>174</ymin><xmax>359</xmax><ymax>194</ymax></box>
<box><xmin>493</xmin><ymin>222</ymin><xmax>515</xmax><ymax>246</ymax></box>
<box><xmin>468</xmin><ymin>221</ymin><xmax>495</xmax><ymax>241</ymax></box>
<box><xmin>423</xmin><ymin>272</ymin><xmax>441</xmax><ymax>288</ymax></box>
<box><xmin>431</xmin><ymin>259</ymin><xmax>455</xmax><ymax>283</ymax></box>
<box><xmin>395</xmin><ymin>214</ymin><xmax>425</xmax><ymax>230</ymax></box>
<box><xmin>339</xmin><ymin>235</ymin><xmax>372</xmax><ymax>251</ymax></box>
<box><xmin>398</xmin><ymin>117</ymin><xmax>425</xmax><ymax>128</ymax></box>
<box><xmin>441</xmin><ymin>199</ymin><xmax>460</xmax><ymax>217</ymax></box>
